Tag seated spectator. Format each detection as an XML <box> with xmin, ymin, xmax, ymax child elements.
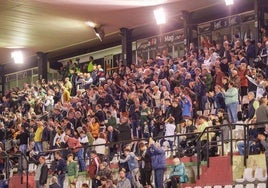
<box><xmin>165</xmin><ymin>157</ymin><xmax>188</xmax><ymax>188</ymax></box>
<box><xmin>117</xmin><ymin>168</ymin><xmax>131</xmax><ymax>188</ymax></box>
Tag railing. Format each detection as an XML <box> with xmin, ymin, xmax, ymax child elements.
<box><xmin>5</xmin><ymin>121</ymin><xmax>267</xmax><ymax>184</ymax></box>
<box><xmin>194</xmin><ymin>121</ymin><xmax>268</xmax><ymax>179</ymax></box>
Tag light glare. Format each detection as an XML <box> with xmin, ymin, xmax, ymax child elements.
<box><xmin>11</xmin><ymin>51</ymin><xmax>24</xmax><ymax>64</ymax></box>
<box><xmin>86</xmin><ymin>21</ymin><xmax>97</xmax><ymax>28</ymax></box>
<box><xmin>154</xmin><ymin>8</ymin><xmax>166</xmax><ymax>25</ymax></box>
<box><xmin>225</xmin><ymin>0</ymin><xmax>234</xmax><ymax>6</ymax></box>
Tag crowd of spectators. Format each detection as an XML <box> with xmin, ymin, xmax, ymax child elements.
<box><xmin>0</xmin><ymin>27</ymin><xmax>268</xmax><ymax>188</ymax></box>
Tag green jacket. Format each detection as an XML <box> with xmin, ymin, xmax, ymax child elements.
<box><xmin>87</xmin><ymin>61</ymin><xmax>94</xmax><ymax>72</ymax></box>
<box><xmin>67</xmin><ymin>161</ymin><xmax>77</xmax><ymax>176</ymax></box>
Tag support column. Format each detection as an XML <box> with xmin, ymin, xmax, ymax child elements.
<box><xmin>120</xmin><ymin>28</ymin><xmax>132</xmax><ymax>68</ymax></box>
<box><xmin>36</xmin><ymin>52</ymin><xmax>48</xmax><ymax>82</ymax></box>
<box><xmin>254</xmin><ymin>0</ymin><xmax>263</xmax><ymax>44</ymax></box>
<box><xmin>0</xmin><ymin>65</ymin><xmax>5</xmax><ymax>96</ymax></box>
<box><xmin>182</xmin><ymin>11</ymin><xmax>193</xmax><ymax>47</ymax></box>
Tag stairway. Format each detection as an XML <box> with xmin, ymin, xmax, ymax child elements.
<box><xmin>183</xmin><ymin>156</ymin><xmax>233</xmax><ymax>187</ymax></box>
<box><xmin>9</xmin><ymin>174</ymin><xmax>35</xmax><ymax>188</ymax></box>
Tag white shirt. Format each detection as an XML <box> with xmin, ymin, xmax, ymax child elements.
<box><xmin>165</xmin><ymin>123</ymin><xmax>176</xmax><ymax>141</ymax></box>
<box><xmin>93</xmin><ymin>138</ymin><xmax>106</xmax><ymax>155</ymax></box>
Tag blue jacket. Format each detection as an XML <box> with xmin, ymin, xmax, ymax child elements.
<box><xmin>148</xmin><ymin>144</ymin><xmax>166</xmax><ymax>170</ymax></box>
<box><xmin>169</xmin><ymin>163</ymin><xmax>188</xmax><ymax>183</ymax></box>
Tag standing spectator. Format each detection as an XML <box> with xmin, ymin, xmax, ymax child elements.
<box><xmin>16</xmin><ymin>126</ymin><xmax>29</xmax><ymax>154</ymax></box>
<box><xmin>118</xmin><ymin>116</ymin><xmax>131</xmax><ymax>151</ymax></box>
<box><xmin>245</xmin><ymin>92</ymin><xmax>259</xmax><ymax>122</ymax></box>
<box><xmin>129</xmin><ymin>98</ymin><xmax>141</xmax><ymax>139</ymax></box>
<box><xmin>54</xmin><ymin>151</ymin><xmax>67</xmax><ymax>188</ymax></box>
<box><xmin>93</xmin><ymin>132</ymin><xmax>107</xmax><ymax>162</ymax></box>
<box><xmin>222</xmin><ymin>82</ymin><xmax>239</xmax><ymax>123</ymax></box>
<box><xmin>256</xmin><ymin>97</ymin><xmax>268</xmax><ymax>134</ymax></box>
<box><xmin>64</xmin><ymin>135</ymin><xmax>86</xmax><ymax>172</ymax></box>
<box><xmin>88</xmin><ymin>116</ymin><xmax>100</xmax><ymax>139</ymax></box>
<box><xmin>34</xmin><ymin>121</ymin><xmax>44</xmax><ymax>153</ymax></box>
<box><xmin>88</xmin><ymin>150</ymin><xmax>101</xmax><ymax>182</ymax></box>
<box><xmin>119</xmin><ymin>148</ymin><xmax>141</xmax><ymax>188</ymax></box>
<box><xmin>35</xmin><ymin>156</ymin><xmax>48</xmax><ymax>188</ymax></box>
<box><xmin>160</xmin><ymin>117</ymin><xmax>176</xmax><ymax>157</ymax></box>
<box><xmin>258</xmin><ymin>126</ymin><xmax>268</xmax><ymax>186</ymax></box>
<box><xmin>260</xmin><ymin>41</ymin><xmax>268</xmax><ymax>78</ymax></box>
<box><xmin>148</xmin><ymin>137</ymin><xmax>166</xmax><ymax>188</ymax></box>
<box><xmin>138</xmin><ymin>142</ymin><xmax>152</xmax><ymax>187</ymax></box>
<box><xmin>66</xmin><ymin>153</ymin><xmax>77</xmax><ymax>186</ymax></box>
<box><xmin>107</xmin><ymin>126</ymin><xmax>119</xmax><ymax>160</ymax></box>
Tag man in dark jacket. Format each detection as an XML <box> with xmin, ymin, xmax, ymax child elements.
<box><xmin>148</xmin><ymin>137</ymin><xmax>166</xmax><ymax>188</ymax></box>
<box><xmin>54</xmin><ymin>151</ymin><xmax>67</xmax><ymax>188</ymax></box>
<box><xmin>118</xmin><ymin>116</ymin><xmax>131</xmax><ymax>151</ymax></box>
<box><xmin>35</xmin><ymin>155</ymin><xmax>48</xmax><ymax>188</ymax></box>
<box><xmin>139</xmin><ymin>142</ymin><xmax>152</xmax><ymax>187</ymax></box>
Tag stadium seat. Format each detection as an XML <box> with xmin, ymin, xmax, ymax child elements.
<box><xmin>224</xmin><ymin>185</ymin><xmax>233</xmax><ymax>188</ymax></box>
<box><xmin>214</xmin><ymin>186</ymin><xmax>222</xmax><ymax>188</ymax></box>
<box><xmin>235</xmin><ymin>168</ymin><xmax>255</xmax><ymax>183</ymax></box>
<box><xmin>194</xmin><ymin>186</ymin><xmax>202</xmax><ymax>188</ymax></box>
<box><xmin>254</xmin><ymin>167</ymin><xmax>267</xmax><ymax>182</ymax></box>
<box><xmin>234</xmin><ymin>184</ymin><xmax>244</xmax><ymax>188</ymax></box>
<box><xmin>245</xmin><ymin>183</ymin><xmax>254</xmax><ymax>188</ymax></box>
<box><xmin>257</xmin><ymin>183</ymin><xmax>266</xmax><ymax>188</ymax></box>
<box><xmin>204</xmin><ymin>186</ymin><xmax>212</xmax><ymax>188</ymax></box>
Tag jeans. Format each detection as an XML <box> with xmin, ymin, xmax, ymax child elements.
<box><xmin>226</xmin><ymin>102</ymin><xmax>238</xmax><ymax>123</ymax></box>
<box><xmin>35</xmin><ymin>142</ymin><xmax>43</xmax><ymax>153</ymax></box>
<box><xmin>154</xmin><ymin>169</ymin><xmax>165</xmax><ymax>188</ymax></box>
<box><xmin>77</xmin><ymin>148</ymin><xmax>86</xmax><ymax>171</ymax></box>
<box><xmin>131</xmin><ymin>168</ymin><xmax>141</xmax><ymax>188</ymax></box>
<box><xmin>19</xmin><ymin>144</ymin><xmax>27</xmax><ymax>154</ymax></box>
<box><xmin>58</xmin><ymin>174</ymin><xmax>66</xmax><ymax>188</ymax></box>
<box><xmin>131</xmin><ymin>120</ymin><xmax>141</xmax><ymax>138</ymax></box>
<box><xmin>237</xmin><ymin>140</ymin><xmax>254</xmax><ymax>155</ymax></box>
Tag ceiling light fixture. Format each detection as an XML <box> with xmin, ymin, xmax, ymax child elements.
<box><xmin>11</xmin><ymin>51</ymin><xmax>24</xmax><ymax>64</ymax></box>
<box><xmin>93</xmin><ymin>26</ymin><xmax>105</xmax><ymax>42</ymax></box>
<box><xmin>86</xmin><ymin>21</ymin><xmax>97</xmax><ymax>28</ymax></box>
<box><xmin>154</xmin><ymin>7</ymin><xmax>166</xmax><ymax>25</ymax></box>
<box><xmin>225</xmin><ymin>0</ymin><xmax>234</xmax><ymax>6</ymax></box>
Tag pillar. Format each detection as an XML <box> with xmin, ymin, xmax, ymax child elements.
<box><xmin>120</xmin><ymin>28</ymin><xmax>132</xmax><ymax>67</ymax></box>
<box><xmin>0</xmin><ymin>65</ymin><xmax>5</xmax><ymax>96</ymax></box>
<box><xmin>254</xmin><ymin>0</ymin><xmax>263</xmax><ymax>43</ymax></box>
<box><xmin>36</xmin><ymin>52</ymin><xmax>48</xmax><ymax>82</ymax></box>
<box><xmin>182</xmin><ymin>11</ymin><xmax>193</xmax><ymax>47</ymax></box>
